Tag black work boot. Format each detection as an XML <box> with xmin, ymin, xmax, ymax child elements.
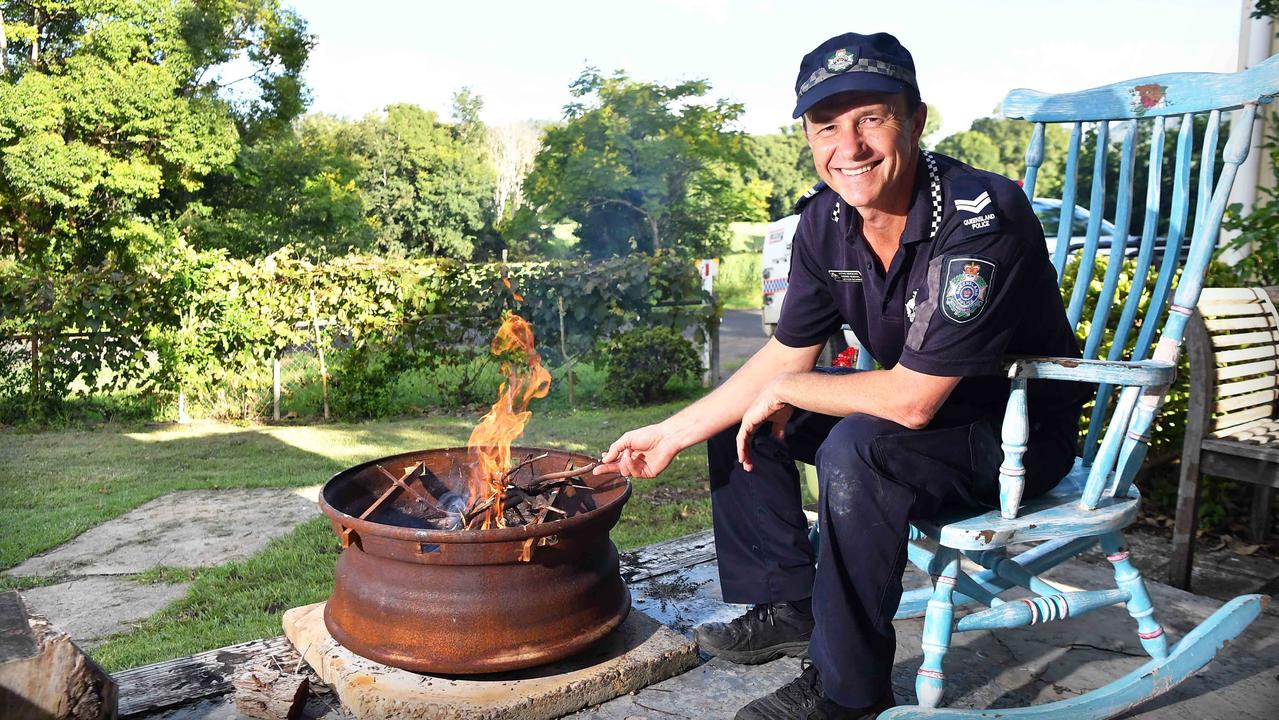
<box><xmin>694</xmin><ymin>600</ymin><xmax>813</xmax><ymax>664</ymax></box>
<box><xmin>735</xmin><ymin>660</ymin><xmax>895</xmax><ymax>720</ymax></box>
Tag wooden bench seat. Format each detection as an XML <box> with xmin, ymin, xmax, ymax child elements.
<box><xmin>1169</xmin><ymin>286</ymin><xmax>1279</xmax><ymax>590</ymax></box>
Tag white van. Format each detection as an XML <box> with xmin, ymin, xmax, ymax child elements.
<box><xmin>759</xmin><ymin>212</ymin><xmax>861</xmax><ymax>364</ymax></box>
<box><xmin>760</xmin><ymin>214</ymin><xmax>801</xmax><ymax>337</ymax></box>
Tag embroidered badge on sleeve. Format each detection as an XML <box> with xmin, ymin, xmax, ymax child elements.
<box><xmin>941</xmin><ymin>257</ymin><xmax>996</xmax><ymax>324</ymax></box>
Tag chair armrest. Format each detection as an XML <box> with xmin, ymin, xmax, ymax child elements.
<box><xmin>1000</xmin><ymin>356</ymin><xmax>1176</xmax><ymax>386</ymax></box>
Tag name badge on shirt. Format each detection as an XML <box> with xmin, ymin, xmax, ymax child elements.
<box><xmin>828</xmin><ymin>270</ymin><xmax>863</xmax><ymax>283</ymax></box>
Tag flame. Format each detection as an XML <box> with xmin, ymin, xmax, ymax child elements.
<box><xmin>466</xmin><ymin>312</ymin><xmax>551</xmax><ymax>527</ymax></box>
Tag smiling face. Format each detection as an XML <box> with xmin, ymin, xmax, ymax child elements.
<box><xmin>803</xmin><ymin>91</ymin><xmax>927</xmax><ymax>216</ymax></box>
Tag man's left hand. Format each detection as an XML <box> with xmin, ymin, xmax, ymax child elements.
<box><xmin>736</xmin><ymin>375</ymin><xmax>795</xmax><ymax>472</ymax></box>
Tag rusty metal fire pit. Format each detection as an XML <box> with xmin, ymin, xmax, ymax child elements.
<box><xmin>319</xmin><ymin>446</ymin><xmax>632</xmax><ymax>674</ymax></box>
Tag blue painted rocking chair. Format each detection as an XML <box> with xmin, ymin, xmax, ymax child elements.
<box><xmin>851</xmin><ymin>58</ymin><xmax>1279</xmax><ymax>719</ymax></box>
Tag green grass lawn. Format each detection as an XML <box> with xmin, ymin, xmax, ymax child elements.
<box><xmin>0</xmin><ymin>403</ymin><xmax>716</xmax><ymax>671</ymax></box>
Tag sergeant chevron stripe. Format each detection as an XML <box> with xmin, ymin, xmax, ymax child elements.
<box><xmin>954</xmin><ymin>191</ymin><xmax>992</xmax><ymax>214</ymax></box>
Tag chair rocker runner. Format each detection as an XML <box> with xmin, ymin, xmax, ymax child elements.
<box><xmin>828</xmin><ymin>58</ymin><xmax>1279</xmax><ymax>719</ymax></box>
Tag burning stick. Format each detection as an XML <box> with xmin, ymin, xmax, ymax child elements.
<box><xmin>339</xmin><ymin>463</ymin><xmax>424</xmax><ymax>546</ymax></box>
<box><xmin>525</xmin><ymin>462</ymin><xmax>598</xmax><ymax>486</ymax></box>
<box><xmin>373</xmin><ymin>464</ymin><xmax>449</xmax><ymax>514</ymax></box>
<box><xmin>502</xmin><ymin>452</ymin><xmax>550</xmax><ymax>482</ymax></box>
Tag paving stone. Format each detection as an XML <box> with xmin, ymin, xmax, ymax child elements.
<box><xmin>5</xmin><ymin>489</ymin><xmax>319</xmax><ymax>577</ymax></box>
<box><xmin>284</xmin><ymin>602</ymin><xmax>699</xmax><ymax>720</ymax></box>
<box><xmin>19</xmin><ymin>576</ymin><xmax>189</xmax><ymax>648</ymax></box>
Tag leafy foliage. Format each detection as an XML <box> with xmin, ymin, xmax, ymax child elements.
<box><xmin>1224</xmin><ymin>125</ymin><xmax>1279</xmax><ymax>284</ymax></box>
<box><xmin>343</xmin><ymin>104</ymin><xmax>495</xmax><ymax>260</ymax></box>
<box><xmin>524</xmin><ymin>69</ymin><xmax>767</xmax><ymax>258</ymax></box>
<box><xmin>934</xmin><ymin>116</ymin><xmax>1071</xmax><ymax>197</ymax></box>
<box><xmin>603</xmin><ymin>326</ymin><xmax>702</xmax><ymax>405</ymax></box>
<box><xmin>0</xmin><ymin>247</ymin><xmax>712</xmax><ymax>419</ymax></box>
<box><xmin>181</xmin><ymin>115</ymin><xmax>370</xmax><ymax>258</ymax></box>
<box><xmin>747</xmin><ymin>122</ymin><xmax>815</xmax><ymax>220</ymax></box>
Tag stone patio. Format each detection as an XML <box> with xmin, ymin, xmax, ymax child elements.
<box><xmin>118</xmin><ymin>528</ymin><xmax>1279</xmax><ymax>720</ymax></box>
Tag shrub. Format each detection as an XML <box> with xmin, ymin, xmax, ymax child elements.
<box><xmin>602</xmin><ymin>327</ymin><xmax>702</xmax><ymax>405</ymax></box>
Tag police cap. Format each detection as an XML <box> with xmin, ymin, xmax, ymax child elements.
<box><xmin>792</xmin><ymin>32</ymin><xmax>918</xmax><ymax>119</ymax></box>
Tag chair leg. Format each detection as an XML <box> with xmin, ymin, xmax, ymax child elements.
<box><xmin>1168</xmin><ymin>452</ymin><xmax>1202</xmax><ymax>590</ymax></box>
<box><xmin>1249</xmin><ymin>484</ymin><xmax>1272</xmax><ymax>543</ymax></box>
<box><xmin>1101</xmin><ymin>532</ymin><xmax>1168</xmax><ymax>659</ymax></box>
<box><xmin>916</xmin><ymin>546</ymin><xmax>959</xmax><ymax>708</ymax></box>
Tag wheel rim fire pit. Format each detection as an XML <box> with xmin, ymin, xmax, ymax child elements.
<box><xmin>319</xmin><ymin>446</ymin><xmax>632</xmax><ymax>674</ymax></box>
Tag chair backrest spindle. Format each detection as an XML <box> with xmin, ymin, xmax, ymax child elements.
<box><xmin>1000</xmin><ymin>56</ymin><xmax>1279</xmax><ymax>511</ymax></box>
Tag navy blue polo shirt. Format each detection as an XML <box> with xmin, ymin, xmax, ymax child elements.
<box><xmin>775</xmin><ymin>151</ymin><xmax>1085</xmax><ymax>428</ymax></box>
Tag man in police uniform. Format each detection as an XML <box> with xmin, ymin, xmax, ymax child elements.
<box><xmin>594</xmin><ymin>32</ymin><xmax>1084</xmax><ymax>719</ymax></box>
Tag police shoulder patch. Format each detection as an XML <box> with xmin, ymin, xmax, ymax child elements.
<box><xmin>941</xmin><ymin>256</ymin><xmax>996</xmax><ymax>324</ymax></box>
<box><xmin>948</xmin><ymin>175</ymin><xmax>1002</xmax><ymax>238</ymax></box>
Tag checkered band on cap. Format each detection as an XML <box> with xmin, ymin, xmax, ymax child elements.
<box><xmin>798</xmin><ymin>57</ymin><xmax>918</xmax><ymax>96</ymax></box>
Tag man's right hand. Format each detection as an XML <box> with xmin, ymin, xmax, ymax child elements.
<box><xmin>594</xmin><ymin>423</ymin><xmax>680</xmax><ymax>479</ymax></box>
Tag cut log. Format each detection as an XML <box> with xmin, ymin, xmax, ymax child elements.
<box><xmin>0</xmin><ymin>591</ymin><xmax>118</xmax><ymax>719</ymax></box>
<box><xmin>231</xmin><ymin>648</ymin><xmax>311</xmax><ymax>720</ymax></box>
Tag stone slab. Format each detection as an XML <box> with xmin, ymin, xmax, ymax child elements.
<box><xmin>20</xmin><ymin>576</ymin><xmax>190</xmax><ymax>649</ymax></box>
<box><xmin>282</xmin><ymin>602</ymin><xmax>699</xmax><ymax>720</ymax></box>
<box><xmin>575</xmin><ymin>547</ymin><xmax>1279</xmax><ymax>719</ymax></box>
<box><xmin>6</xmin><ymin>489</ymin><xmax>319</xmax><ymax>577</ymax></box>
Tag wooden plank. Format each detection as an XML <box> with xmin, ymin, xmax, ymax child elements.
<box><xmin>1216</xmin><ymin>344</ymin><xmax>1278</xmax><ymax>364</ymax></box>
<box><xmin>1200</xmin><ymin>299</ymin><xmax>1267</xmax><ymax>317</ymax></box>
<box><xmin>1204</xmin><ymin>315</ymin><xmax>1273</xmax><ymax>332</ymax></box>
<box><xmin>1214</xmin><ymin>389</ymin><xmax>1276</xmax><ymax>414</ymax></box>
<box><xmin>619</xmin><ymin>529</ymin><xmax>716</xmax><ymax>584</ymax></box>
<box><xmin>1201</xmin><ymin>287</ymin><xmax>1266</xmax><ymax>303</ymax></box>
<box><xmin>114</xmin><ymin>635</ymin><xmax>294</xmax><ymax>717</ymax></box>
<box><xmin>1217</xmin><ymin>375</ymin><xmax>1277</xmax><ymax>398</ymax></box>
<box><xmin>1201</xmin><ymin>446</ymin><xmax>1279</xmax><ymax>482</ymax></box>
<box><xmin>1002</xmin><ymin>54</ymin><xmax>1279</xmax><ymax>121</ymax></box>
<box><xmin>1217</xmin><ymin>358</ymin><xmax>1279</xmax><ymax>381</ymax></box>
<box><xmin>1210</xmin><ymin>405</ymin><xmax>1273</xmax><ymax>433</ymax></box>
<box><xmin>1210</xmin><ymin>417</ymin><xmax>1279</xmax><ymax>440</ymax></box>
<box><xmin>1211</xmin><ymin>330</ymin><xmax>1279</xmax><ymax>348</ymax></box>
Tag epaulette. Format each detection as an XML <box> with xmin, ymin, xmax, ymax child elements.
<box><xmin>793</xmin><ymin>181</ymin><xmax>828</xmax><ymax>215</ymax></box>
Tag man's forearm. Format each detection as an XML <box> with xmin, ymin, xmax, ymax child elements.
<box><xmin>769</xmin><ymin>365</ymin><xmax>961</xmax><ymax>430</ymax></box>
<box><xmin>657</xmin><ymin>338</ymin><xmax>823</xmax><ymax>450</ymax></box>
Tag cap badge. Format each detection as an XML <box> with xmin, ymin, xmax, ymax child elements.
<box><xmin>826</xmin><ymin>48</ymin><xmax>858</xmax><ymax>73</ymax></box>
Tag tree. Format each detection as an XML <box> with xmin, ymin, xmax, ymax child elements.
<box><xmin>934</xmin><ymin>116</ymin><xmax>1070</xmax><ymax>197</ymax></box>
<box><xmin>345</xmin><ymin>103</ymin><xmax>494</xmax><ymax>260</ymax></box>
<box><xmin>181</xmin><ymin>114</ymin><xmax>371</xmax><ymax>258</ymax></box>
<box><xmin>524</xmin><ymin>69</ymin><xmax>766</xmax><ymax>258</ymax></box>
<box><xmin>748</xmin><ymin>122</ymin><xmax>815</xmax><ymax>220</ymax></box>
<box><xmin>0</xmin><ymin>0</ymin><xmax>312</xmax><ymax>410</ymax></box>
<box><xmin>487</xmin><ymin>121</ymin><xmax>543</xmax><ymax>222</ymax></box>
<box><xmin>0</xmin><ymin>0</ymin><xmax>312</xmax><ymax>267</ymax></box>
<box><xmin>935</xmin><ymin>131</ymin><xmax>1000</xmax><ymax>174</ymax></box>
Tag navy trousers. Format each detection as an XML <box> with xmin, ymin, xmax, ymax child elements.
<box><xmin>707</xmin><ymin>410</ymin><xmax>1074</xmax><ymax>707</ymax></box>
